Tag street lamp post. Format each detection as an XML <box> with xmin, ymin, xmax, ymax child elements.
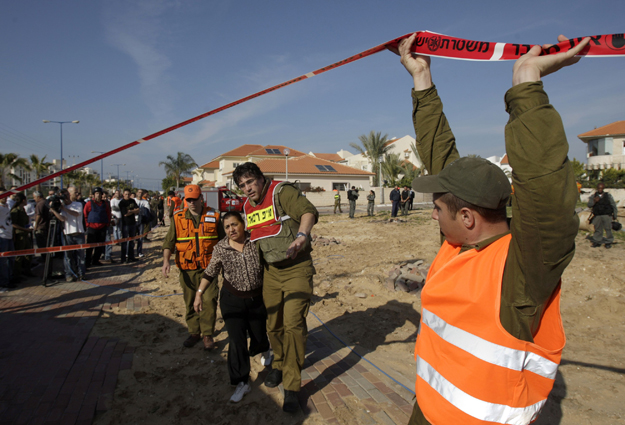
<box><xmin>111</xmin><ymin>164</ymin><xmax>125</xmax><ymax>190</ymax></box>
<box><xmin>379</xmin><ymin>156</ymin><xmax>384</xmax><ymax>205</ymax></box>
<box><xmin>284</xmin><ymin>148</ymin><xmax>290</xmax><ymax>181</ymax></box>
<box><xmin>42</xmin><ymin>120</ymin><xmax>79</xmax><ymax>189</ymax></box>
<box><xmin>92</xmin><ymin>151</ymin><xmax>105</xmax><ymax>185</ymax></box>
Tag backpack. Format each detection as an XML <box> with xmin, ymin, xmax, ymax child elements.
<box><xmin>139</xmin><ymin>204</ymin><xmax>155</xmax><ymax>224</ymax></box>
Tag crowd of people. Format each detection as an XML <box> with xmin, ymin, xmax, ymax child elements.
<box><xmin>0</xmin><ymin>185</ymin><xmax>166</xmax><ymax>290</ymax></box>
<box><xmin>0</xmin><ymin>33</ymin><xmax>602</xmax><ymax>424</ymax></box>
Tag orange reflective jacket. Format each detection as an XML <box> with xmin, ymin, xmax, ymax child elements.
<box><xmin>173</xmin><ymin>207</ymin><xmax>220</xmax><ymax>270</ymax></box>
<box><xmin>415</xmin><ymin>234</ymin><xmax>564</xmax><ymax>425</ymax></box>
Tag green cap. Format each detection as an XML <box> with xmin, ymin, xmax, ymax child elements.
<box><xmin>412</xmin><ymin>157</ymin><xmax>511</xmax><ymax>209</ymax></box>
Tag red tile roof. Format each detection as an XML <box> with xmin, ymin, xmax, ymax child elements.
<box><xmin>182</xmin><ymin>177</ymin><xmax>193</xmax><ymax>182</ymax></box>
<box><xmin>383</xmin><ymin>138</ymin><xmax>400</xmax><ymax>147</ymax></box>
<box><xmin>198</xmin><ymin>160</ymin><xmax>219</xmax><ymax>169</ymax></box>
<box><xmin>500</xmin><ymin>154</ymin><xmax>509</xmax><ymax>165</ymax></box>
<box><xmin>223</xmin><ymin>155</ymin><xmax>374</xmax><ymax>176</ymax></box>
<box><xmin>219</xmin><ymin>144</ymin><xmax>264</xmax><ymax>157</ymax></box>
<box><xmin>312</xmin><ymin>153</ymin><xmax>343</xmax><ymax>162</ymax></box>
<box><xmin>199</xmin><ymin>180</ymin><xmax>216</xmax><ymax>187</ymax></box>
<box><xmin>578</xmin><ymin>121</ymin><xmax>625</xmax><ymax>139</ymax></box>
<box><xmin>247</xmin><ymin>145</ymin><xmax>306</xmax><ymax>157</ymax></box>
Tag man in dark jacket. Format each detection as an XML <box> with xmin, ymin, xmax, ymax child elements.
<box><xmin>389</xmin><ymin>185</ymin><xmax>401</xmax><ymax>217</ymax></box>
<box><xmin>84</xmin><ymin>187</ymin><xmax>111</xmax><ymax>267</ymax></box>
<box><xmin>347</xmin><ymin>186</ymin><xmax>358</xmax><ymax>218</ymax></box>
<box><xmin>587</xmin><ymin>182</ymin><xmax>618</xmax><ymax>248</ymax></box>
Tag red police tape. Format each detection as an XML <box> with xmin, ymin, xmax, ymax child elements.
<box><xmin>0</xmin><ymin>228</ymin><xmax>152</xmax><ymax>258</ymax></box>
<box><xmin>1</xmin><ymin>31</ymin><xmax>623</xmax><ymax>200</ymax></box>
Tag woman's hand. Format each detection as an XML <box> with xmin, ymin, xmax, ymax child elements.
<box><xmin>193</xmin><ymin>293</ymin><xmax>203</xmax><ymax>313</ymax></box>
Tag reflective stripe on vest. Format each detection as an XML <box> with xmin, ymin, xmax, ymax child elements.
<box><xmin>173</xmin><ymin>207</ymin><xmax>219</xmax><ymax>270</ymax></box>
<box><xmin>416</xmin><ymin>356</ymin><xmax>546</xmax><ymax>425</ymax></box>
<box><xmin>415</xmin><ymin>234</ymin><xmax>564</xmax><ymax>425</ymax></box>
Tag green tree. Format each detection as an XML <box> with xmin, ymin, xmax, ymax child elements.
<box><xmin>159</xmin><ymin>152</ymin><xmax>197</xmax><ymax>188</ymax></box>
<box><xmin>570</xmin><ymin>158</ymin><xmax>586</xmax><ymax>182</ymax></box>
<box><xmin>399</xmin><ymin>160</ymin><xmax>420</xmax><ymax>187</ymax></box>
<box><xmin>350</xmin><ymin>131</ymin><xmax>391</xmax><ymax>187</ymax></box>
<box><xmin>29</xmin><ymin>154</ymin><xmax>53</xmax><ymax>192</ymax></box>
<box><xmin>381</xmin><ymin>153</ymin><xmax>403</xmax><ymax>187</ymax></box>
<box><xmin>0</xmin><ymin>153</ymin><xmax>30</xmax><ymax>187</ymax></box>
<box><xmin>410</xmin><ymin>142</ymin><xmax>426</xmax><ymax>176</ymax></box>
<box><xmin>161</xmin><ymin>175</ymin><xmax>177</xmax><ymax>192</ymax></box>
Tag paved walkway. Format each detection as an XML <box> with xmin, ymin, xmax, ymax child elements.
<box><xmin>1</xmin><ymin>244</ymin><xmax>415</xmax><ymax>425</ymax></box>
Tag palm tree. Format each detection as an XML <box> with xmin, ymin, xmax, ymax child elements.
<box><xmin>0</xmin><ymin>153</ymin><xmax>30</xmax><ymax>187</ymax></box>
<box><xmin>381</xmin><ymin>153</ymin><xmax>403</xmax><ymax>186</ymax></box>
<box><xmin>410</xmin><ymin>142</ymin><xmax>425</xmax><ymax>177</ymax></box>
<box><xmin>349</xmin><ymin>131</ymin><xmax>391</xmax><ymax>187</ymax></box>
<box><xmin>29</xmin><ymin>154</ymin><xmax>53</xmax><ymax>192</ymax></box>
<box><xmin>159</xmin><ymin>152</ymin><xmax>197</xmax><ymax>188</ymax></box>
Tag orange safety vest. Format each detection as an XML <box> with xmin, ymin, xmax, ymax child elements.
<box><xmin>244</xmin><ymin>180</ymin><xmax>289</xmax><ymax>242</ymax></box>
<box><xmin>173</xmin><ymin>206</ymin><xmax>220</xmax><ymax>270</ymax></box>
<box><xmin>172</xmin><ymin>196</ymin><xmax>183</xmax><ymax>212</ymax></box>
<box><xmin>415</xmin><ymin>234</ymin><xmax>564</xmax><ymax>425</ymax></box>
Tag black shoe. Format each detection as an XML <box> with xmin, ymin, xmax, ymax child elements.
<box><xmin>91</xmin><ymin>261</ymin><xmax>104</xmax><ymax>267</ymax></box>
<box><xmin>108</xmin><ymin>258</ymin><xmax>117</xmax><ymax>264</ymax></box>
<box><xmin>183</xmin><ymin>334</ymin><xmax>202</xmax><ymax>348</ymax></box>
<box><xmin>264</xmin><ymin>368</ymin><xmax>282</xmax><ymax>388</ymax></box>
<box><xmin>128</xmin><ymin>258</ymin><xmax>138</xmax><ymax>262</ymax></box>
<box><xmin>605</xmin><ymin>243</ymin><xmax>612</xmax><ymax>249</ymax></box>
<box><xmin>282</xmin><ymin>390</ymin><xmax>299</xmax><ymax>413</ymax></box>
<box><xmin>1</xmin><ymin>283</ymin><xmax>17</xmax><ymax>289</ymax></box>
<box><xmin>591</xmin><ymin>242</ymin><xmax>602</xmax><ymax>248</ymax></box>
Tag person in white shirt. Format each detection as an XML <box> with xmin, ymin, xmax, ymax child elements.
<box><xmin>135</xmin><ymin>189</ymin><xmax>151</xmax><ymax>258</ymax></box>
<box><xmin>106</xmin><ymin>189</ymin><xmax>122</xmax><ymax>263</ymax></box>
<box><xmin>50</xmin><ymin>187</ymin><xmax>86</xmax><ymax>282</ymax></box>
<box><xmin>0</xmin><ymin>187</ymin><xmax>16</xmax><ymax>289</ymax></box>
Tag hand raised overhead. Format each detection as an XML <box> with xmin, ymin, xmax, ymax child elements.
<box><xmin>512</xmin><ymin>35</ymin><xmax>590</xmax><ymax>86</ymax></box>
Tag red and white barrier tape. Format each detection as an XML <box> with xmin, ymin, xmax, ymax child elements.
<box><xmin>0</xmin><ymin>228</ymin><xmax>152</xmax><ymax>258</ymax></box>
<box><xmin>1</xmin><ymin>31</ymin><xmax>622</xmax><ymax>200</ymax></box>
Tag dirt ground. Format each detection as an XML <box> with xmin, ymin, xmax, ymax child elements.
<box><xmin>92</xmin><ymin>208</ymin><xmax>625</xmax><ymax>425</ymax></box>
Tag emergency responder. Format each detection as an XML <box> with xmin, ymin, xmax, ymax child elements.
<box><xmin>333</xmin><ymin>189</ymin><xmax>342</xmax><ymax>214</ymax></box>
<box><xmin>161</xmin><ymin>185</ymin><xmax>223</xmax><ymax>350</ymax></box>
<box><xmin>234</xmin><ymin>162</ymin><xmax>318</xmax><ymax>413</ymax></box>
<box><xmin>395</xmin><ymin>33</ymin><xmax>590</xmax><ymax>424</ymax></box>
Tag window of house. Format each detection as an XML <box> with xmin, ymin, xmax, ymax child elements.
<box><xmin>232</xmin><ymin>162</ymin><xmax>239</xmax><ymax>168</ymax></box>
<box><xmin>332</xmin><ymin>183</ymin><xmax>348</xmax><ymax>191</ymax></box>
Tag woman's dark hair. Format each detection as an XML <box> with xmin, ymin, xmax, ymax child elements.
<box><xmin>232</xmin><ymin>162</ymin><xmax>264</xmax><ymax>187</ymax></box>
<box><xmin>14</xmin><ymin>193</ymin><xmax>26</xmax><ymax>204</ymax></box>
<box><xmin>222</xmin><ymin>211</ymin><xmax>245</xmax><ymax>226</ymax></box>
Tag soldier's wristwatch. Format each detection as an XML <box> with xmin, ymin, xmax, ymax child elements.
<box><xmin>296</xmin><ymin>232</ymin><xmax>307</xmax><ymax>239</ymax></box>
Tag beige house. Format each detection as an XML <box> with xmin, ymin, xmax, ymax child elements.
<box><xmin>579</xmin><ymin>121</ymin><xmax>625</xmax><ymax>170</ymax></box>
<box><xmin>193</xmin><ymin>144</ymin><xmax>307</xmax><ymax>187</ymax></box>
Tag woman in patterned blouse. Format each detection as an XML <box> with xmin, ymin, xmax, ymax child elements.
<box><xmin>195</xmin><ymin>211</ymin><xmax>270</xmax><ymax>403</ymax></box>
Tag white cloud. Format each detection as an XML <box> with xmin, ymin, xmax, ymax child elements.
<box><xmin>102</xmin><ymin>0</ymin><xmax>179</xmax><ymax>118</ymax></box>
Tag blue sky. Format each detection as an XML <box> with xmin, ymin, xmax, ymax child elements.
<box><xmin>1</xmin><ymin>0</ymin><xmax>623</xmax><ymax>191</ymax></box>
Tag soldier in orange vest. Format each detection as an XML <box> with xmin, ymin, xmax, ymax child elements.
<box><xmin>396</xmin><ymin>34</ymin><xmax>590</xmax><ymax>424</ymax></box>
<box><xmin>162</xmin><ymin>185</ymin><xmax>224</xmax><ymax>350</ymax></box>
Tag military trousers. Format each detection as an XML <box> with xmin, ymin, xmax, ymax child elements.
<box><xmin>592</xmin><ymin>214</ymin><xmax>614</xmax><ymax>244</ymax></box>
<box><xmin>348</xmin><ymin>200</ymin><xmax>356</xmax><ymax>218</ymax></box>
<box><xmin>367</xmin><ymin>201</ymin><xmax>374</xmax><ymax>216</ymax></box>
<box><xmin>333</xmin><ymin>200</ymin><xmax>342</xmax><ymax>214</ymax></box>
<box><xmin>263</xmin><ymin>258</ymin><xmax>314</xmax><ymax>392</ymax></box>
<box><xmin>180</xmin><ymin>268</ymin><xmax>218</xmax><ymax>336</ymax></box>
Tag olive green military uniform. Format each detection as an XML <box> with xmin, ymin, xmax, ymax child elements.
<box><xmin>408</xmin><ymin>82</ymin><xmax>578</xmax><ymax>425</ymax></box>
<box><xmin>367</xmin><ymin>193</ymin><xmax>375</xmax><ymax>216</ymax></box>
<box><xmin>162</xmin><ymin>209</ymin><xmax>224</xmax><ymax>337</ymax></box>
<box><xmin>333</xmin><ymin>192</ymin><xmax>342</xmax><ymax>214</ymax></box>
<box><xmin>251</xmin><ymin>180</ymin><xmax>318</xmax><ymax>392</ymax></box>
<box><xmin>10</xmin><ymin>205</ymin><xmax>32</xmax><ymax>277</ymax></box>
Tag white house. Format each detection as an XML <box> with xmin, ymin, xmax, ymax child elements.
<box><xmin>578</xmin><ymin>121</ymin><xmax>625</xmax><ymax>171</ymax></box>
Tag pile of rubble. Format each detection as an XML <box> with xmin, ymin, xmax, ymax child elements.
<box><xmin>311</xmin><ymin>234</ymin><xmax>342</xmax><ymax>247</ymax></box>
<box><xmin>385</xmin><ymin>259</ymin><xmax>429</xmax><ymax>294</ymax></box>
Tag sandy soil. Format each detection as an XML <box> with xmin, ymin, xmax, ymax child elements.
<box><xmin>92</xmin><ymin>209</ymin><xmax>625</xmax><ymax>425</ymax></box>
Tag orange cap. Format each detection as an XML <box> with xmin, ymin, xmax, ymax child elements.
<box><xmin>184</xmin><ymin>185</ymin><xmax>201</xmax><ymax>199</ymax></box>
